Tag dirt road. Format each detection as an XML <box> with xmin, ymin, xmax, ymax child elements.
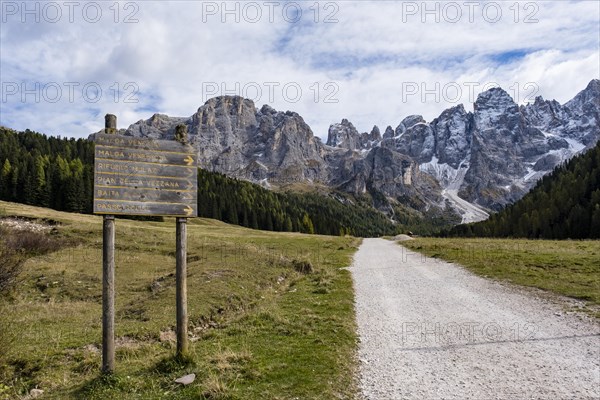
<box><xmin>349</xmin><ymin>239</ymin><xmax>600</xmax><ymax>399</ymax></box>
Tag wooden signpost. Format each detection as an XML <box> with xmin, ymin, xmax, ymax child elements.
<box><xmin>93</xmin><ymin>133</ymin><xmax>197</xmax><ymax>217</ymax></box>
<box><xmin>94</xmin><ymin>115</ymin><xmax>197</xmax><ymax>373</ymax></box>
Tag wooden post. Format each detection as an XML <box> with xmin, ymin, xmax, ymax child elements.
<box><xmin>102</xmin><ymin>114</ymin><xmax>117</xmax><ymax>373</ymax></box>
<box><xmin>176</xmin><ymin>217</ymin><xmax>189</xmax><ymax>356</ymax></box>
<box><xmin>104</xmin><ymin>114</ymin><xmax>117</xmax><ymax>135</ymax></box>
<box><xmin>102</xmin><ymin>215</ymin><xmax>115</xmax><ymax>373</ymax></box>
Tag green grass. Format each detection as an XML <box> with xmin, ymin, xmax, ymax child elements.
<box><xmin>0</xmin><ymin>201</ymin><xmax>361</xmax><ymax>399</ymax></box>
<box><xmin>402</xmin><ymin>238</ymin><xmax>600</xmax><ymax>316</ymax></box>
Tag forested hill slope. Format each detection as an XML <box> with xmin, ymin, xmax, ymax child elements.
<box><xmin>443</xmin><ymin>141</ymin><xmax>600</xmax><ymax>239</ymax></box>
<box><xmin>0</xmin><ymin>128</ymin><xmax>94</xmax><ymax>213</ymax></box>
<box><xmin>1</xmin><ymin>127</ymin><xmax>436</xmax><ymax>236</ymax></box>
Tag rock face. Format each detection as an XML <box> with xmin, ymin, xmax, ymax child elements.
<box><xmin>326</xmin><ymin>120</ymin><xmax>381</xmax><ymax>151</ymax></box>
<box><xmin>382</xmin><ymin>80</ymin><xmax>599</xmax><ymax>218</ymax></box>
<box><xmin>458</xmin><ymin>81</ymin><xmax>599</xmax><ymax>209</ymax></box>
<box><xmin>126</xmin><ymin>97</ymin><xmax>328</xmax><ymax>186</ymax></box>
<box><xmin>326</xmin><ymin>119</ymin><xmax>361</xmax><ymax>150</ymax></box>
<box><xmin>94</xmin><ymin>80</ymin><xmax>600</xmax><ymax>223</ymax></box>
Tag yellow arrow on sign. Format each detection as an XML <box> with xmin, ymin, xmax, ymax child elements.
<box><xmin>184</xmin><ymin>155</ymin><xmax>194</xmax><ymax>166</ymax></box>
<box><xmin>181</xmin><ymin>192</ymin><xmax>194</xmax><ymax>200</ymax></box>
<box><xmin>184</xmin><ymin>205</ymin><xmax>194</xmax><ymax>216</ymax></box>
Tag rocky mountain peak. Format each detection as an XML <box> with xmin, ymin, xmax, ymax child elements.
<box><xmin>400</xmin><ymin>115</ymin><xmax>426</xmax><ymax>129</ymax></box>
<box><xmin>474</xmin><ymin>87</ymin><xmax>516</xmax><ymax>112</ymax></box>
<box><xmin>565</xmin><ymin>78</ymin><xmax>600</xmax><ymax>114</ymax></box>
<box><xmin>395</xmin><ymin>115</ymin><xmax>426</xmax><ymax>137</ymax></box>
<box><xmin>437</xmin><ymin>104</ymin><xmax>468</xmax><ymax>120</ymax></box>
<box><xmin>585</xmin><ymin>78</ymin><xmax>600</xmax><ymax>93</ymax></box>
<box><xmin>383</xmin><ymin>126</ymin><xmax>395</xmax><ymax>139</ymax></box>
<box><xmin>430</xmin><ymin>104</ymin><xmax>471</xmax><ymax>169</ymax></box>
<box><xmin>533</xmin><ymin>95</ymin><xmax>546</xmax><ymax>106</ymax></box>
<box><xmin>126</xmin><ymin>113</ymin><xmax>186</xmax><ymax>139</ymax></box>
<box><xmin>259</xmin><ymin>104</ymin><xmax>277</xmax><ymax>115</ymax></box>
<box><xmin>326</xmin><ymin>119</ymin><xmax>361</xmax><ymax>149</ymax></box>
<box><xmin>148</xmin><ymin>113</ymin><xmax>168</xmax><ymax>124</ymax></box>
<box><xmin>521</xmin><ymin>97</ymin><xmax>564</xmax><ymax>129</ymax></box>
<box><xmin>190</xmin><ymin>95</ymin><xmax>258</xmax><ymax>139</ymax></box>
<box><xmin>355</xmin><ymin>125</ymin><xmax>382</xmax><ymax>150</ymax></box>
<box><xmin>473</xmin><ymin>87</ymin><xmax>519</xmax><ymax>131</ymax></box>
<box><xmin>370</xmin><ymin>125</ymin><xmax>381</xmax><ymax>138</ymax></box>
<box><xmin>198</xmin><ymin>95</ymin><xmax>256</xmax><ymax>121</ymax></box>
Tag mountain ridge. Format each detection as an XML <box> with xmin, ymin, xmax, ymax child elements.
<box><xmin>91</xmin><ymin>79</ymin><xmax>600</xmax><ymax>224</ymax></box>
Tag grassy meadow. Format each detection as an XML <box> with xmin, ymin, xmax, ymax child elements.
<box><xmin>0</xmin><ymin>201</ymin><xmax>361</xmax><ymax>399</ymax></box>
<box><xmin>402</xmin><ymin>237</ymin><xmax>600</xmax><ymax>317</ymax></box>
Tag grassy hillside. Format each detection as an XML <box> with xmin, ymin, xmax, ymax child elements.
<box><xmin>0</xmin><ymin>201</ymin><xmax>361</xmax><ymax>399</ymax></box>
<box><xmin>402</xmin><ymin>238</ymin><xmax>600</xmax><ymax>317</ymax></box>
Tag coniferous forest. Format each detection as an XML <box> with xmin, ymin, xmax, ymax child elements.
<box><xmin>443</xmin><ymin>141</ymin><xmax>600</xmax><ymax>239</ymax></box>
<box><xmin>0</xmin><ymin>127</ymin><xmax>95</xmax><ymax>213</ymax></box>
<box><xmin>0</xmin><ymin>127</ymin><xmax>402</xmax><ymax>237</ymax></box>
<box><xmin>196</xmin><ymin>169</ymin><xmax>401</xmax><ymax>236</ymax></box>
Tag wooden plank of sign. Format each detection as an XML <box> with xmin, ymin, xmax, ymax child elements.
<box><xmin>95</xmin><ymin>173</ymin><xmax>196</xmax><ymax>191</ymax></box>
<box><xmin>94</xmin><ymin>200</ymin><xmax>197</xmax><ymax>217</ymax></box>
<box><xmin>95</xmin><ymin>133</ymin><xmax>195</xmax><ymax>153</ymax></box>
<box><xmin>95</xmin><ymin>159</ymin><xmax>196</xmax><ymax>179</ymax></box>
<box><xmin>96</xmin><ymin>147</ymin><xmax>196</xmax><ymax>166</ymax></box>
<box><xmin>95</xmin><ymin>186</ymin><xmax>197</xmax><ymax>203</ymax></box>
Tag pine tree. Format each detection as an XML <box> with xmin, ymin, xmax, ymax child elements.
<box><xmin>302</xmin><ymin>214</ymin><xmax>314</xmax><ymax>234</ymax></box>
<box><xmin>250</xmin><ymin>211</ymin><xmax>259</xmax><ymax>230</ymax></box>
<box><xmin>284</xmin><ymin>215</ymin><xmax>293</xmax><ymax>232</ymax></box>
<box><xmin>590</xmin><ymin>206</ymin><xmax>600</xmax><ymax>239</ymax></box>
<box><xmin>226</xmin><ymin>204</ymin><xmax>238</xmax><ymax>225</ymax></box>
<box><xmin>9</xmin><ymin>165</ymin><xmax>18</xmax><ymax>201</ymax></box>
<box><xmin>33</xmin><ymin>156</ymin><xmax>48</xmax><ymax>207</ymax></box>
<box><xmin>0</xmin><ymin>159</ymin><xmax>11</xmax><ymax>199</ymax></box>
<box><xmin>265</xmin><ymin>213</ymin><xmax>273</xmax><ymax>231</ymax></box>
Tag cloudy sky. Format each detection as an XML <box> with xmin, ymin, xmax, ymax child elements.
<box><xmin>1</xmin><ymin>1</ymin><xmax>599</xmax><ymax>139</ymax></box>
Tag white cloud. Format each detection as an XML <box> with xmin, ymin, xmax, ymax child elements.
<box><xmin>1</xmin><ymin>1</ymin><xmax>598</xmax><ymax>139</ymax></box>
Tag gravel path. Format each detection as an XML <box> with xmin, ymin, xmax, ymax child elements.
<box><xmin>349</xmin><ymin>238</ymin><xmax>600</xmax><ymax>400</ymax></box>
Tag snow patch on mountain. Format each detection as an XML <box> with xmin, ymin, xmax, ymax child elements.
<box><xmin>419</xmin><ymin>156</ymin><xmax>488</xmax><ymax>223</ymax></box>
<box><xmin>523</xmin><ymin>167</ymin><xmax>537</xmax><ymax>182</ymax></box>
<box><xmin>565</xmin><ymin>138</ymin><xmax>586</xmax><ymax>153</ymax></box>
<box><xmin>420</xmin><ymin>156</ymin><xmax>466</xmax><ymax>189</ymax></box>
<box><xmin>444</xmin><ymin>189</ymin><xmax>490</xmax><ymax>224</ymax></box>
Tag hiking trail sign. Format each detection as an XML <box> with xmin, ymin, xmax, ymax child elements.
<box><xmin>93</xmin><ymin>133</ymin><xmax>198</xmax><ymax>217</ymax></box>
<box><xmin>94</xmin><ymin>115</ymin><xmax>195</xmax><ymax>374</ymax></box>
